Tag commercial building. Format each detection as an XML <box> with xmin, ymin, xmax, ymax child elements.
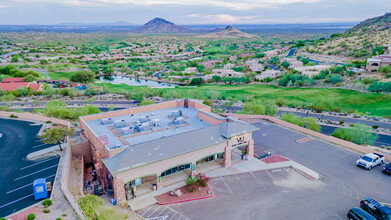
<box><xmin>79</xmin><ymin>100</ymin><xmax>258</xmax><ymax>203</ymax></box>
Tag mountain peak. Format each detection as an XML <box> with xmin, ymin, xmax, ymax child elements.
<box><xmin>225</xmin><ymin>25</ymin><xmax>234</xmax><ymax>30</ymax></box>
<box><xmin>131</xmin><ymin>17</ymin><xmax>191</xmax><ymax>33</ymax></box>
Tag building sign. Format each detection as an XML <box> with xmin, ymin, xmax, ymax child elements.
<box><xmin>231</xmin><ymin>135</ymin><xmax>247</xmax><ymax>148</ymax></box>
<box><xmin>134</xmin><ymin>178</ymin><xmax>141</xmax><ymax>186</ymax></box>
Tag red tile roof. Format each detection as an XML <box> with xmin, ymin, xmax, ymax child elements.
<box><xmin>1</xmin><ymin>78</ymin><xmax>24</xmax><ymax>83</ymax></box>
<box><xmin>0</xmin><ymin>82</ymin><xmax>42</xmax><ymax>91</ymax></box>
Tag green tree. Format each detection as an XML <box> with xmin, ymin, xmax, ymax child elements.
<box><xmin>70</xmin><ymin>71</ymin><xmax>95</xmax><ymax>83</ymax></box>
<box><xmin>281</xmin><ymin>61</ymin><xmax>290</xmax><ymax>69</ymax></box>
<box><xmin>212</xmin><ymin>75</ymin><xmax>222</xmax><ymax>83</ymax></box>
<box><xmin>242</xmin><ymin>102</ymin><xmax>265</xmax><ymax>115</ymax></box>
<box><xmin>40</xmin><ymin>127</ymin><xmax>75</xmax><ymax>151</ymax></box>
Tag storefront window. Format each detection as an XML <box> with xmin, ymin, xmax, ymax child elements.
<box><xmin>196</xmin><ymin>153</ymin><xmax>224</xmax><ymax>165</ymax></box>
<box><xmin>161</xmin><ymin>164</ymin><xmax>190</xmax><ymax>177</ymax></box>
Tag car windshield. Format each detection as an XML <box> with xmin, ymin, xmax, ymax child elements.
<box><xmin>362</xmin><ymin>156</ymin><xmax>373</xmax><ymax>162</ymax></box>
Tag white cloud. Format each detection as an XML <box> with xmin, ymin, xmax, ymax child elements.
<box><xmin>187</xmin><ymin>14</ymin><xmax>362</xmax><ymax>24</ymax></box>
<box><xmin>189</xmin><ymin>14</ymin><xmax>262</xmax><ymax>23</ymax></box>
<box><xmin>4</xmin><ymin>0</ymin><xmax>323</xmax><ymax>10</ymax></box>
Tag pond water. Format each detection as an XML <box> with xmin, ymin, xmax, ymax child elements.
<box><xmin>98</xmin><ymin>75</ymin><xmax>178</xmax><ymax>88</ymax></box>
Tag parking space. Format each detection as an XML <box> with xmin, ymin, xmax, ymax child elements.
<box><xmin>138</xmin><ymin>204</ymin><xmax>191</xmax><ymax>220</ymax></box>
<box><xmin>168</xmin><ymin>168</ymin><xmax>358</xmax><ymax>220</ymax></box>
<box><xmin>0</xmin><ymin>119</ymin><xmax>59</xmax><ymax>217</ymax></box>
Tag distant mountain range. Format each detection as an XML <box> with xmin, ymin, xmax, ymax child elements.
<box><xmin>200</xmin><ymin>25</ymin><xmax>255</xmax><ymax>38</ymax></box>
<box><xmin>130</xmin><ymin>17</ymin><xmax>191</xmax><ymax>33</ymax></box>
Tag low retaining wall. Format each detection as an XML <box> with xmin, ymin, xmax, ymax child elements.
<box><xmin>0</xmin><ymin>111</ymin><xmax>71</xmax><ymax>128</ymax></box>
<box><xmin>226</xmin><ymin>114</ymin><xmax>391</xmax><ymax>162</ymax></box>
<box><xmin>61</xmin><ymin>144</ymin><xmax>87</xmax><ymax>219</ymax></box>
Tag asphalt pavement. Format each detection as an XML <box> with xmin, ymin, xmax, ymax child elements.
<box><xmin>0</xmin><ymin>119</ymin><xmax>59</xmax><ymax>217</ymax></box>
<box><xmin>252</xmin><ymin>121</ymin><xmax>391</xmax><ymax>202</ymax></box>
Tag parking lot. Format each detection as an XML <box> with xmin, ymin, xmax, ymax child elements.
<box><xmin>0</xmin><ymin>119</ymin><xmax>59</xmax><ymax>217</ymax></box>
<box><xmin>158</xmin><ymin>167</ymin><xmax>360</xmax><ymax>220</ymax></box>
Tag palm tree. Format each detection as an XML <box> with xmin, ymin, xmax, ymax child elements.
<box><xmin>40</xmin><ymin>127</ymin><xmax>75</xmax><ymax>151</ymax></box>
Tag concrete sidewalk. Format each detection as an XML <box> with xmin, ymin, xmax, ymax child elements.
<box><xmin>27</xmin><ymin>143</ymin><xmax>67</xmax><ymax>159</ymax></box>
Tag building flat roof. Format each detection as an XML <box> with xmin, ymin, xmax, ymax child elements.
<box><xmin>85</xmin><ymin>107</ymin><xmax>213</xmax><ymax>149</ymax></box>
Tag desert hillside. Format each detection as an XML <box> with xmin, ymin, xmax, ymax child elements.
<box><xmin>305</xmin><ymin>13</ymin><xmax>391</xmax><ymax>59</ymax></box>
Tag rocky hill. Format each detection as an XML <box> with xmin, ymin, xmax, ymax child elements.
<box><xmin>131</xmin><ymin>17</ymin><xmax>191</xmax><ymax>33</ymax></box>
<box><xmin>306</xmin><ymin>13</ymin><xmax>391</xmax><ymax>59</ymax></box>
<box><xmin>200</xmin><ymin>26</ymin><xmax>255</xmax><ymax>38</ymax></box>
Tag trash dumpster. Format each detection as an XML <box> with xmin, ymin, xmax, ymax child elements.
<box><xmin>33</xmin><ymin>178</ymin><xmax>48</xmax><ymax>200</ymax></box>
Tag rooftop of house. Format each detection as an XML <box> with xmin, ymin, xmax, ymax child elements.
<box><xmin>1</xmin><ymin>77</ymin><xmax>24</xmax><ymax>83</ymax></box>
<box><xmin>0</xmin><ymin>82</ymin><xmax>42</xmax><ymax>91</ymax></box>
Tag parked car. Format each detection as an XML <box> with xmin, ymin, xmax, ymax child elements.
<box><xmin>360</xmin><ymin>197</ymin><xmax>391</xmax><ymax>220</ymax></box>
<box><xmin>348</xmin><ymin>207</ymin><xmax>376</xmax><ymax>220</ymax></box>
<box><xmin>356</xmin><ymin>153</ymin><xmax>385</xmax><ymax>170</ymax></box>
<box><xmin>383</xmin><ymin>163</ymin><xmax>391</xmax><ymax>175</ymax></box>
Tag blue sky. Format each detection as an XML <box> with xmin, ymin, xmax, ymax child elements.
<box><xmin>0</xmin><ymin>0</ymin><xmax>390</xmax><ymax>25</ymax></box>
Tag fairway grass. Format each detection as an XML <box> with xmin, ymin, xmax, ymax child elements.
<box><xmin>48</xmin><ymin>71</ymin><xmax>75</xmax><ymax>81</ymax></box>
<box><xmin>96</xmin><ymin>83</ymin><xmax>391</xmax><ymax>117</ymax></box>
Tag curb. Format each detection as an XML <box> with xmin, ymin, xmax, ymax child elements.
<box><xmin>156</xmin><ymin>193</ymin><xmax>214</xmax><ymax>205</ymax></box>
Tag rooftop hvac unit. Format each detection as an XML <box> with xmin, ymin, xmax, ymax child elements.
<box><xmin>112</xmin><ymin>144</ymin><xmax>122</xmax><ymax>149</ymax></box>
<box><xmin>173</xmin><ymin>117</ymin><xmax>185</xmax><ymax>125</ymax></box>
<box><xmin>136</xmin><ymin>122</ymin><xmax>150</xmax><ymax>132</ymax></box>
<box><xmin>113</xmin><ymin>119</ymin><xmax>126</xmax><ymax>128</ymax></box>
<box><xmin>153</xmin><ymin>119</ymin><xmax>160</xmax><ymax>127</ymax></box>
<box><xmin>171</xmin><ymin>110</ymin><xmax>182</xmax><ymax>118</ymax></box>
<box><xmin>121</xmin><ymin>127</ymin><xmax>134</xmax><ymax>135</ymax></box>
<box><xmin>139</xmin><ymin>115</ymin><xmax>150</xmax><ymax>123</ymax></box>
<box><xmin>101</xmin><ymin>118</ymin><xmax>113</xmax><ymax>125</ymax></box>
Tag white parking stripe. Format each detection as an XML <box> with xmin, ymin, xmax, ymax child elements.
<box><xmin>141</xmin><ymin>206</ymin><xmax>153</xmax><ymax>217</ymax></box>
<box><xmin>219</xmin><ymin>176</ymin><xmax>233</xmax><ymax>194</ymax></box>
<box><xmin>7</xmin><ymin>174</ymin><xmax>56</xmax><ymax>194</ymax></box>
<box><xmin>32</xmin><ymin>143</ymin><xmax>49</xmax><ymax>148</ymax></box>
<box><xmin>20</xmin><ymin>156</ymin><xmax>59</xmax><ymax>170</ymax></box>
<box><xmin>0</xmin><ymin>193</ymin><xmax>34</xmax><ymax>209</ymax></box>
<box><xmin>147</xmin><ymin>206</ymin><xmax>162</xmax><ymax>219</ymax></box>
<box><xmin>14</xmin><ymin>164</ymin><xmax>58</xmax><ymax>181</ymax></box>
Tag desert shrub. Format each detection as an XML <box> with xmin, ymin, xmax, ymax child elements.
<box><xmin>275</xmin><ymin>97</ymin><xmax>287</xmax><ymax>107</ymax></box>
<box><xmin>42</xmin><ymin>199</ymin><xmax>52</xmax><ymax>207</ymax></box>
<box><xmin>331</xmin><ymin>123</ymin><xmax>378</xmax><ymax>145</ymax></box>
<box><xmin>361</xmin><ymin>77</ymin><xmax>373</xmax><ymax>85</ymax></box>
<box><xmin>27</xmin><ymin>213</ymin><xmax>36</xmax><ymax>220</ymax></box>
<box><xmin>304</xmin><ymin>117</ymin><xmax>321</xmax><ymax>132</ymax></box>
<box><xmin>78</xmin><ymin>195</ymin><xmax>104</xmax><ymax>220</ymax></box>
<box><xmin>328</xmin><ymin>74</ymin><xmax>343</xmax><ymax>84</ymax></box>
<box><xmin>43</xmin><ymin>209</ymin><xmax>50</xmax><ymax>213</ymax></box>
<box><xmin>281</xmin><ymin>113</ymin><xmax>305</xmax><ymax>127</ymax></box>
<box><xmin>140</xmin><ymin>100</ymin><xmax>155</xmax><ymax>106</ymax></box>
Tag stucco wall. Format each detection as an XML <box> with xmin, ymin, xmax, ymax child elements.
<box><xmin>115</xmin><ymin>141</ymin><xmax>228</xmax><ymax>183</ymax></box>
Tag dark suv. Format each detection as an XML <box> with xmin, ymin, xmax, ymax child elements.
<box><xmin>383</xmin><ymin>163</ymin><xmax>391</xmax><ymax>175</ymax></box>
<box><xmin>360</xmin><ymin>198</ymin><xmax>391</xmax><ymax>220</ymax></box>
<box><xmin>348</xmin><ymin>207</ymin><xmax>376</xmax><ymax>220</ymax></box>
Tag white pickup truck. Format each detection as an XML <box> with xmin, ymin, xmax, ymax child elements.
<box><xmin>356</xmin><ymin>153</ymin><xmax>385</xmax><ymax>170</ymax></box>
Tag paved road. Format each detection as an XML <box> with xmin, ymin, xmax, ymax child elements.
<box><xmin>0</xmin><ymin>119</ymin><xmax>59</xmax><ymax>217</ymax></box>
<box><xmin>279</xmin><ymin>110</ymin><xmax>391</xmax><ymax>130</ymax></box>
<box><xmin>252</xmin><ymin>121</ymin><xmax>391</xmax><ymax>203</ymax></box>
